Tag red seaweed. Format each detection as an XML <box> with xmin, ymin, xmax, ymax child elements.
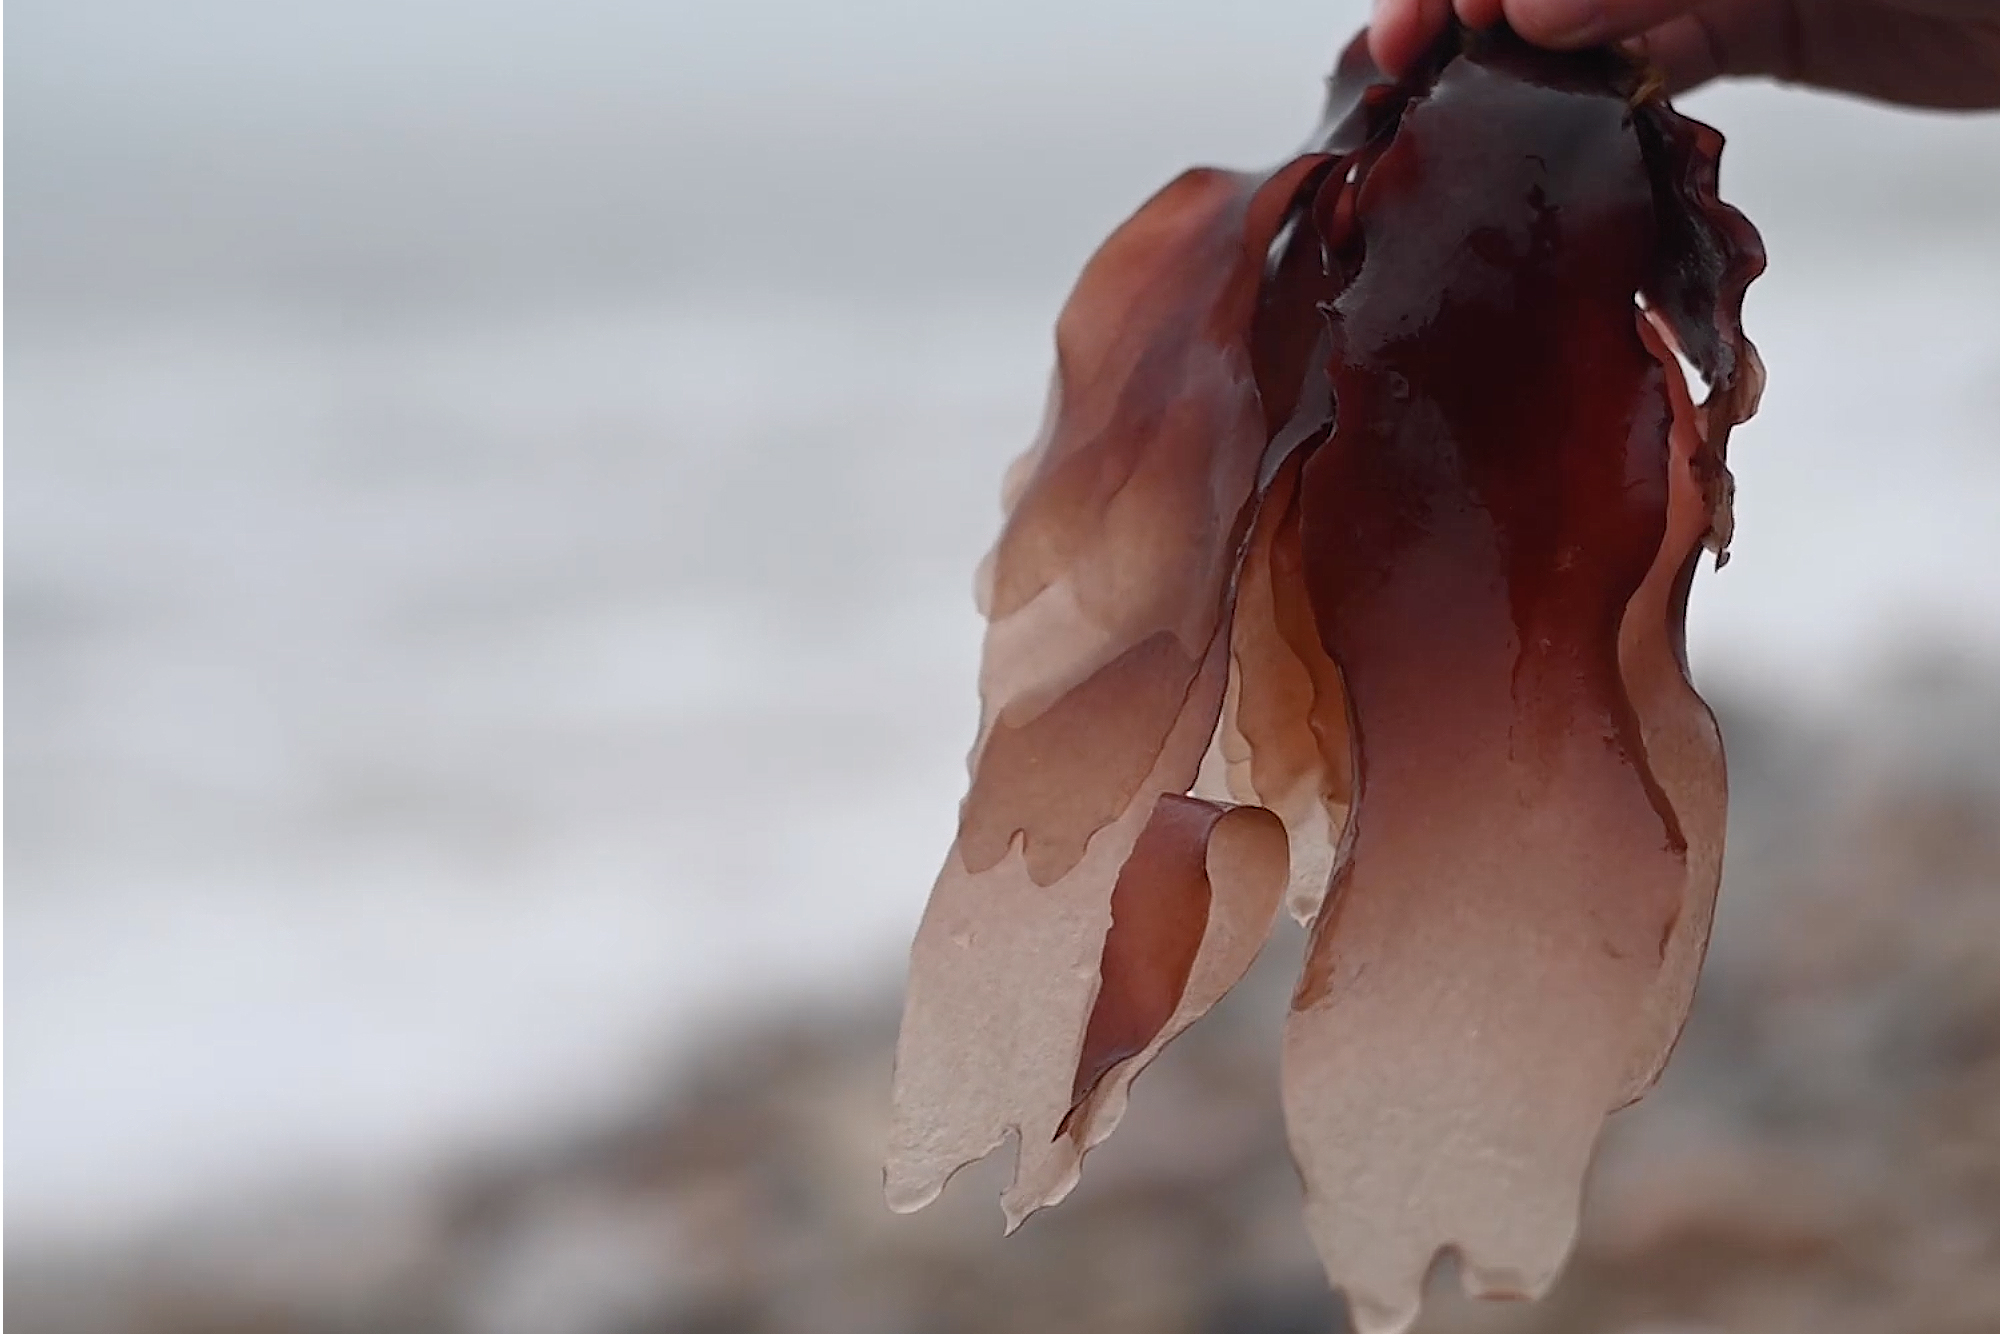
<box><xmin>888</xmin><ymin>23</ymin><xmax>1764</xmax><ymax>1332</ymax></box>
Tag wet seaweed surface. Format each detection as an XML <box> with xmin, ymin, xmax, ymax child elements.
<box><xmin>889</xmin><ymin>24</ymin><xmax>1766</xmax><ymax>1331</ymax></box>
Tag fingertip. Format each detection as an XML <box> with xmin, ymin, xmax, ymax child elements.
<box><xmin>1504</xmin><ymin>0</ymin><xmax>1696</xmax><ymax>50</ymax></box>
<box><xmin>1503</xmin><ymin>0</ymin><xmax>1607</xmax><ymax>49</ymax></box>
<box><xmin>1369</xmin><ymin>0</ymin><xmax>1451</xmax><ymax>75</ymax></box>
<box><xmin>1366</xmin><ymin>23</ymin><xmax>1400</xmax><ymax>76</ymax></box>
<box><xmin>1455</xmin><ymin>0</ymin><xmax>1508</xmax><ymax>33</ymax></box>
<box><xmin>1367</xmin><ymin>0</ymin><xmax>1416</xmax><ymax>75</ymax></box>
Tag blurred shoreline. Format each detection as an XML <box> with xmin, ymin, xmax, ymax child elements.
<box><xmin>14</xmin><ymin>668</ymin><xmax>2000</xmax><ymax>1334</ymax></box>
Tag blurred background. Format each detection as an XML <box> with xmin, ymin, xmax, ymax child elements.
<box><xmin>7</xmin><ymin>2</ymin><xmax>2000</xmax><ymax>1331</ymax></box>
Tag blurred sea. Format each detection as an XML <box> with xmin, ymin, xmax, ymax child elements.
<box><xmin>8</xmin><ymin>0</ymin><xmax>2000</xmax><ymax>1264</ymax></box>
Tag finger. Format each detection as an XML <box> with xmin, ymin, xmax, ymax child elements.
<box><xmin>1634</xmin><ymin>0</ymin><xmax>2000</xmax><ymax>108</ymax></box>
<box><xmin>1502</xmin><ymin>0</ymin><xmax>1703</xmax><ymax>49</ymax></box>
<box><xmin>1773</xmin><ymin>0</ymin><xmax>2000</xmax><ymax>109</ymax></box>
<box><xmin>1625</xmin><ymin>13</ymin><xmax>1727</xmax><ymax>95</ymax></box>
<box><xmin>1455</xmin><ymin>0</ymin><xmax>1509</xmax><ymax>33</ymax></box>
<box><xmin>1370</xmin><ymin>0</ymin><xmax>1455</xmax><ymax>74</ymax></box>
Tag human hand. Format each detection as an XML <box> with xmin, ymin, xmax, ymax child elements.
<box><xmin>1368</xmin><ymin>0</ymin><xmax>2000</xmax><ymax>108</ymax></box>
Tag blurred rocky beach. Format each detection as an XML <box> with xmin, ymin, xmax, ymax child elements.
<box><xmin>13</xmin><ymin>667</ymin><xmax>2000</xmax><ymax>1334</ymax></box>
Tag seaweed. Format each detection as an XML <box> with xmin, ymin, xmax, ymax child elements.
<box><xmin>888</xmin><ymin>24</ymin><xmax>1765</xmax><ymax>1332</ymax></box>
